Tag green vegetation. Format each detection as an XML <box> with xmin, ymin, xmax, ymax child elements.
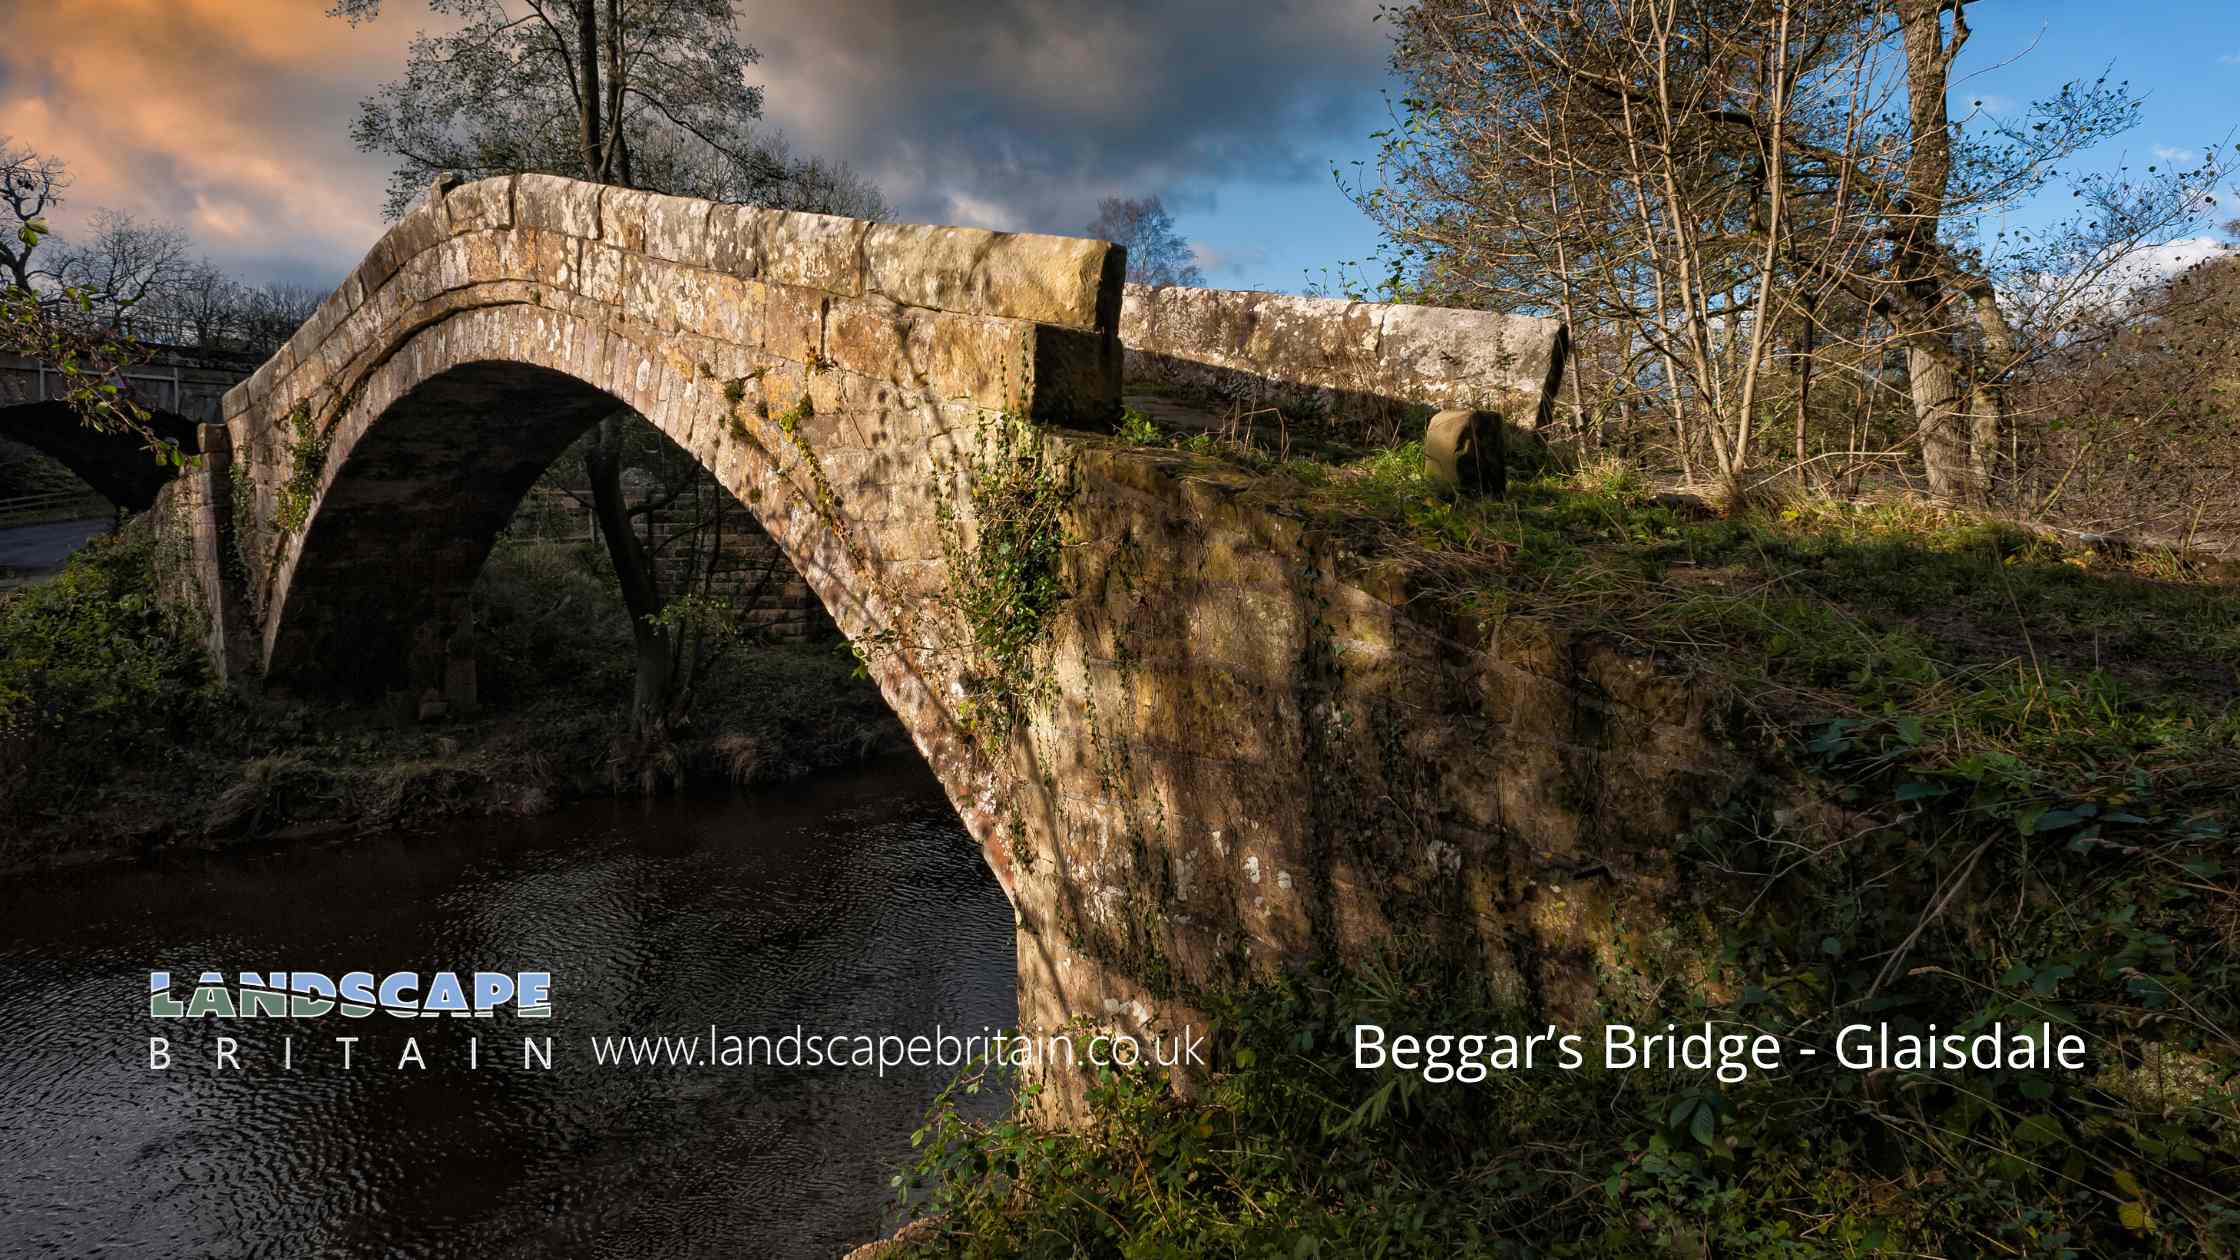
<box><xmin>934</xmin><ymin>410</ymin><xmax>1077</xmax><ymax>741</ymax></box>
<box><xmin>893</xmin><ymin>447</ymin><xmax>2239</xmax><ymax>1257</ymax></box>
<box><xmin>0</xmin><ymin>529</ymin><xmax>209</xmax><ymax>748</ymax></box>
<box><xmin>272</xmin><ymin>402</ymin><xmax>331</xmax><ymax>535</ymax></box>
<box><xmin>0</xmin><ymin>527</ymin><xmax>902</xmax><ymax>870</ymax></box>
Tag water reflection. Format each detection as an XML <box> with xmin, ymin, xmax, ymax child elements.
<box><xmin>0</xmin><ymin>759</ymin><xmax>1015</xmax><ymax>1258</ymax></box>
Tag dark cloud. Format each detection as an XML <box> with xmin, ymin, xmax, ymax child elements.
<box><xmin>1</xmin><ymin>0</ymin><xmax>1389</xmax><ymax>286</ymax></box>
<box><xmin>745</xmin><ymin>0</ymin><xmax>1389</xmax><ymax>232</ymax></box>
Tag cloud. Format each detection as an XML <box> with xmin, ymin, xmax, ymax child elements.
<box><xmin>0</xmin><ymin>0</ymin><xmax>1391</xmax><ymax>287</ymax></box>
<box><xmin>2019</xmin><ymin>235</ymin><xmax>2234</xmax><ymax>315</ymax></box>
<box><xmin>2106</xmin><ymin>235</ymin><xmax>2230</xmax><ymax>288</ymax></box>
<box><xmin>0</xmin><ymin>1</ymin><xmax>439</xmax><ymax>287</ymax></box>
<box><xmin>2220</xmin><ymin>52</ymin><xmax>2240</xmax><ymax>66</ymax></box>
<box><xmin>2152</xmin><ymin>145</ymin><xmax>2199</xmax><ymax>164</ymax></box>
<box><xmin>746</xmin><ymin>0</ymin><xmax>1389</xmax><ymax>233</ymax></box>
<box><xmin>1191</xmin><ymin>240</ymin><xmax>1271</xmax><ymax>277</ymax></box>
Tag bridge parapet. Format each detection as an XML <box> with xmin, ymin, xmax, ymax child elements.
<box><xmin>1118</xmin><ymin>282</ymin><xmax>1568</xmax><ymax>441</ymax></box>
<box><xmin>221</xmin><ymin>173</ymin><xmax>1123</xmax><ymax>440</ymax></box>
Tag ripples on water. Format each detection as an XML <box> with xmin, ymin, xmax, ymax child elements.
<box><xmin>0</xmin><ymin>759</ymin><xmax>1017</xmax><ymax>1258</ymax></box>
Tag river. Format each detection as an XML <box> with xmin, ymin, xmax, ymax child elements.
<box><xmin>0</xmin><ymin>759</ymin><xmax>1016</xmax><ymax>1258</ymax></box>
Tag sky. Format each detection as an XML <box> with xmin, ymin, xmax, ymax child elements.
<box><xmin>0</xmin><ymin>0</ymin><xmax>2233</xmax><ymax>297</ymax></box>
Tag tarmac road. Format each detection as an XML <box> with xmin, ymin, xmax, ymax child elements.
<box><xmin>0</xmin><ymin>517</ymin><xmax>112</xmax><ymax>584</ymax></box>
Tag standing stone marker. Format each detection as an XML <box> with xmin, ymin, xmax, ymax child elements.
<box><xmin>1425</xmin><ymin>407</ymin><xmax>1504</xmax><ymax>497</ymax></box>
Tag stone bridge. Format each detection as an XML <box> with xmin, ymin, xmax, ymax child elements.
<box><xmin>153</xmin><ymin>174</ymin><xmax>1727</xmax><ymax>1084</ymax></box>
<box><xmin>0</xmin><ymin>346</ymin><xmax>251</xmax><ymax>509</ymax></box>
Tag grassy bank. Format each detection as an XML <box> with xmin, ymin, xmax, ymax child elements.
<box><xmin>0</xmin><ymin>528</ymin><xmax>904</xmax><ymax>871</ymax></box>
<box><xmin>891</xmin><ymin>438</ymin><xmax>2239</xmax><ymax>1257</ymax></box>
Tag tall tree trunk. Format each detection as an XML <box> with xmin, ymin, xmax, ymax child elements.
<box><xmin>1891</xmin><ymin>0</ymin><xmax>1986</xmax><ymax>504</ymax></box>
<box><xmin>582</xmin><ymin>415</ymin><xmax>675</xmax><ymax>732</ymax></box>
<box><xmin>571</xmin><ymin>6</ymin><xmax>679</xmax><ymax>733</ymax></box>
<box><xmin>575</xmin><ymin>0</ymin><xmax>603</xmax><ymax>178</ymax></box>
<box><xmin>1907</xmin><ymin>340</ymin><xmax>1975</xmax><ymax>501</ymax></box>
<box><xmin>1964</xmin><ymin>279</ymin><xmax>2017</xmax><ymax>502</ymax></box>
<box><xmin>1793</xmin><ymin>296</ymin><xmax>1816</xmax><ymax>487</ymax></box>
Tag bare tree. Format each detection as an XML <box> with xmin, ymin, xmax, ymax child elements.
<box><xmin>1088</xmin><ymin>195</ymin><xmax>1205</xmax><ymax>288</ymax></box>
<box><xmin>1360</xmin><ymin>0</ymin><xmax>2225</xmax><ymax>505</ymax></box>
<box><xmin>235</xmin><ymin>282</ymin><xmax>327</xmax><ymax>356</ymax></box>
<box><xmin>0</xmin><ymin>138</ymin><xmax>71</xmax><ymax>293</ymax></box>
<box><xmin>143</xmin><ymin>260</ymin><xmax>247</xmax><ymax>349</ymax></box>
<box><xmin>48</xmin><ymin>210</ymin><xmax>193</xmax><ymax>333</ymax></box>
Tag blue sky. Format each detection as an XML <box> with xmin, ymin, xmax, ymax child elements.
<box><xmin>3</xmin><ymin>1</ymin><xmax>2232</xmax><ymax>296</ymax></box>
<box><xmin>1167</xmin><ymin>2</ymin><xmax>2240</xmax><ymax>295</ymax></box>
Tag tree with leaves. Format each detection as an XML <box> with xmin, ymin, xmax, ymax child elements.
<box><xmin>1087</xmin><ymin>195</ymin><xmax>1205</xmax><ymax>288</ymax></box>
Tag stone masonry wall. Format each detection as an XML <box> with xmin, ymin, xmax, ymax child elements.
<box><xmin>155</xmin><ymin>175</ymin><xmax>1737</xmax><ymax>1110</ymax></box>
<box><xmin>506</xmin><ymin>486</ymin><xmax>835</xmax><ymax>642</ymax></box>
<box><xmin>1118</xmin><ymin>282</ymin><xmax>1569</xmax><ymax>441</ymax></box>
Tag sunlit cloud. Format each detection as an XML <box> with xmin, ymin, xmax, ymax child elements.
<box><xmin>0</xmin><ymin>0</ymin><xmax>440</xmax><ymax>287</ymax></box>
<box><xmin>1</xmin><ymin>0</ymin><xmax>1389</xmax><ymax>291</ymax></box>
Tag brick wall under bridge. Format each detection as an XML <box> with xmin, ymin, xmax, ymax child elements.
<box><xmin>153</xmin><ymin>173</ymin><xmax>1740</xmax><ymax>1109</ymax></box>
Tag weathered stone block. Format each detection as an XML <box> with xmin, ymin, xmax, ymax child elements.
<box><xmin>1424</xmin><ymin>408</ymin><xmax>1505</xmax><ymax>497</ymax></box>
<box><xmin>443</xmin><ymin>176</ymin><xmax>513</xmax><ymax>235</ymax></box>
<box><xmin>1377</xmin><ymin>302</ymin><xmax>1565</xmax><ymax>415</ymax></box>
<box><xmin>1017</xmin><ymin>325</ymin><xmax>1121</xmax><ymax>428</ymax></box>
<box><xmin>638</xmin><ymin>191</ymin><xmax>715</xmax><ymax>267</ymax></box>
<box><xmin>514</xmin><ymin>173</ymin><xmax>603</xmax><ymax>239</ymax></box>
<box><xmin>581</xmin><ymin>243</ymin><xmax>629</xmax><ymax>310</ymax></box>
<box><xmin>596</xmin><ymin>187</ymin><xmax>659</xmax><ymax>253</ymax></box>
<box><xmin>763</xmin><ymin>283</ymin><xmax>827</xmax><ymax>366</ymax></box>
<box><xmin>351</xmin><ymin>200</ymin><xmax>446</xmax><ymax>299</ymax></box>
<box><xmin>759</xmin><ymin>210</ymin><xmax>867</xmax><ymax>297</ymax></box>
<box><xmin>1240</xmin><ymin>293</ymin><xmax>1380</xmax><ymax>377</ymax></box>
<box><xmin>865</xmin><ymin>223</ymin><xmax>1119</xmax><ymax>330</ymax></box>
<box><xmin>683</xmin><ymin>272</ymin><xmax>766</xmax><ymax>349</ymax></box>
<box><xmin>708</xmin><ymin>203</ymin><xmax>765</xmax><ymax>277</ymax></box>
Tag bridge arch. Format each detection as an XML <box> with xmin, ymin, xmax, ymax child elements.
<box><xmin>0</xmin><ymin>399</ymin><xmax>202</xmax><ymax>512</ymax></box>
<box><xmin>159</xmin><ymin>175</ymin><xmax>1706</xmax><ymax>1104</ymax></box>
<box><xmin>2</xmin><ymin>343</ymin><xmax>250</xmax><ymax>511</ymax></box>
<box><xmin>194</xmin><ymin>174</ymin><xmax>1122</xmax><ymax>901</ymax></box>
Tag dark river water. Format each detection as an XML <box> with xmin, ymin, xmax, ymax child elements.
<box><xmin>0</xmin><ymin>759</ymin><xmax>1017</xmax><ymax>1259</ymax></box>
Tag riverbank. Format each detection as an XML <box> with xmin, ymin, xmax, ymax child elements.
<box><xmin>0</xmin><ymin>527</ymin><xmax>908</xmax><ymax>874</ymax></box>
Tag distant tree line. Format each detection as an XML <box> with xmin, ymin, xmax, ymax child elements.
<box><xmin>3</xmin><ymin>137</ymin><xmax>325</xmax><ymax>359</ymax></box>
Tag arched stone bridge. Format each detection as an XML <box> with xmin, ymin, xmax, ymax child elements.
<box><xmin>1</xmin><ymin>346</ymin><xmax>250</xmax><ymax>509</ymax></box>
<box><xmin>155</xmin><ymin>174</ymin><xmax>1728</xmax><ymax>1082</ymax></box>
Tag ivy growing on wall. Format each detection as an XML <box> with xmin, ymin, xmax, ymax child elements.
<box><xmin>934</xmin><ymin>408</ymin><xmax>1077</xmax><ymax>742</ymax></box>
<box><xmin>272</xmin><ymin>403</ymin><xmax>330</xmax><ymax>536</ymax></box>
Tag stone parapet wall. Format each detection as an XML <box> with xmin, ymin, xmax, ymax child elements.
<box><xmin>1118</xmin><ymin>282</ymin><xmax>1567</xmax><ymax>439</ymax></box>
<box><xmin>504</xmin><ymin>487</ymin><xmax>835</xmax><ymax>642</ymax></box>
<box><xmin>220</xmin><ymin>175</ymin><xmax>1123</xmax><ymax>443</ymax></box>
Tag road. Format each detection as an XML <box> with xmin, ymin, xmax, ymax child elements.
<box><xmin>0</xmin><ymin>517</ymin><xmax>113</xmax><ymax>585</ymax></box>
